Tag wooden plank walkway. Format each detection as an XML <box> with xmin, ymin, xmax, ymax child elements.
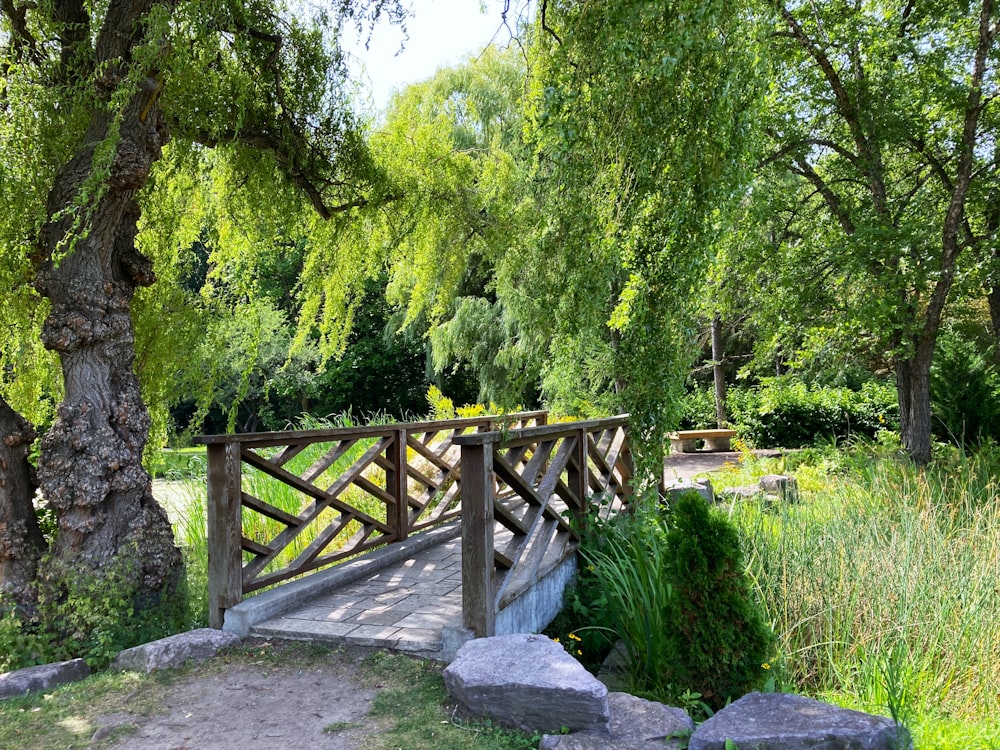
<box><xmin>249</xmin><ymin>535</ymin><xmax>465</xmax><ymax>659</ymax></box>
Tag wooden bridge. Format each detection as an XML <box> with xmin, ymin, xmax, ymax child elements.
<box><xmin>194</xmin><ymin>413</ymin><xmax>633</xmax><ymax>656</ymax></box>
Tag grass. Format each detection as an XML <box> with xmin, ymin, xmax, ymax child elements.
<box><xmin>0</xmin><ymin>643</ymin><xmax>540</xmax><ymax>750</ymax></box>
<box><xmin>714</xmin><ymin>437</ymin><xmax>1000</xmax><ymax>749</ymax></box>
<box><xmin>361</xmin><ymin>652</ymin><xmax>542</xmax><ymax>750</ymax></box>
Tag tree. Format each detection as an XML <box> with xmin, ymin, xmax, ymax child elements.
<box><xmin>729</xmin><ymin>0</ymin><xmax>999</xmax><ymax>463</ymax></box>
<box><xmin>299</xmin><ymin>46</ymin><xmax>547</xmax><ymax>407</ymax></box>
<box><xmin>0</xmin><ymin>0</ymin><xmax>404</xmax><ymax>614</ymax></box>
<box><xmin>515</xmin><ymin>0</ymin><xmax>764</xmax><ymax>481</ymax></box>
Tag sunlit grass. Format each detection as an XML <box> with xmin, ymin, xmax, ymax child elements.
<box><xmin>725</xmin><ymin>440</ymin><xmax>1000</xmax><ymax>747</ymax></box>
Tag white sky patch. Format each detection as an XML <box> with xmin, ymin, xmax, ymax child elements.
<box><xmin>342</xmin><ymin>0</ymin><xmax>529</xmax><ymax>114</ymax></box>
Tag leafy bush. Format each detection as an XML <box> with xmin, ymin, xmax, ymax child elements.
<box><xmin>681</xmin><ymin>377</ymin><xmax>899</xmax><ymax>448</ymax></box>
<box><xmin>930</xmin><ymin>329</ymin><xmax>1000</xmax><ymax>446</ymax></box>
<box><xmin>0</xmin><ymin>549</ymin><xmax>194</xmax><ymax>671</ymax></box>
<box><xmin>662</xmin><ymin>492</ymin><xmax>775</xmax><ymax>710</ymax></box>
<box><xmin>551</xmin><ymin>494</ymin><xmax>773</xmax><ymax>710</ymax></box>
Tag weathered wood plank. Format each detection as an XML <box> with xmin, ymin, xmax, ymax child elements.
<box><xmin>207</xmin><ymin>442</ymin><xmax>242</xmax><ymax>629</ymax></box>
<box><xmin>194</xmin><ymin>411</ymin><xmax>549</xmax><ymax>446</ymax></box>
<box><xmin>242</xmin><ymin>443</ymin><xmax>391</xmax><ymax>532</ymax></box>
<box><xmin>241</xmin><ymin>491</ymin><xmax>301</xmax><ymax>528</ymax></box>
<box><xmin>387</xmin><ymin>429</ymin><xmax>408</xmax><ymax>541</ymax></box>
<box><xmin>461</xmin><ymin>443</ymin><xmax>496</xmax><ymax>637</ymax></box>
<box><xmin>301</xmin><ymin>438</ymin><xmax>359</xmax><ymax>484</ymax></box>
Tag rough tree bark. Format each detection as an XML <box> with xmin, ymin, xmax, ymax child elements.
<box><xmin>0</xmin><ymin>396</ymin><xmax>44</xmax><ymax>609</ymax></box>
<box><xmin>29</xmin><ymin>0</ymin><xmax>182</xmax><ymax>599</ymax></box>
<box><xmin>711</xmin><ymin>312</ymin><xmax>727</xmax><ymax>428</ymax></box>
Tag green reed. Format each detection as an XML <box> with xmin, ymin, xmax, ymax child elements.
<box><xmin>727</xmin><ymin>442</ymin><xmax>1000</xmax><ymax>748</ymax></box>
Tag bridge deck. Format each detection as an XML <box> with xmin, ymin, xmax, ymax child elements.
<box><xmin>249</xmin><ymin>535</ymin><xmax>465</xmax><ymax>660</ymax></box>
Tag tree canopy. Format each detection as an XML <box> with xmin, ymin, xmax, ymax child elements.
<box><xmin>721</xmin><ymin>0</ymin><xmax>999</xmax><ymax>462</ymax></box>
<box><xmin>0</xmin><ymin>0</ymin><xmax>405</xmax><ymax>611</ymax></box>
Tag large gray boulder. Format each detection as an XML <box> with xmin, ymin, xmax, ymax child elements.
<box><xmin>112</xmin><ymin>628</ymin><xmax>241</xmax><ymax>673</ymax></box>
<box><xmin>0</xmin><ymin>658</ymin><xmax>91</xmax><ymax>699</ymax></box>
<box><xmin>539</xmin><ymin>692</ymin><xmax>693</xmax><ymax>750</ymax></box>
<box><xmin>689</xmin><ymin>692</ymin><xmax>912</xmax><ymax>750</ymax></box>
<box><xmin>664</xmin><ymin>479</ymin><xmax>714</xmax><ymax>504</ymax></box>
<box><xmin>443</xmin><ymin>633</ymin><xmax>609</xmax><ymax>733</ymax></box>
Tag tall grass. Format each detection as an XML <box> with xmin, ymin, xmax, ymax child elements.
<box><xmin>166</xmin><ymin>413</ymin><xmax>398</xmax><ymax>622</ymax></box>
<box><xmin>581</xmin><ymin>509</ymin><xmax>674</xmax><ymax>692</ymax></box>
<box><xmin>727</xmin><ymin>442</ymin><xmax>1000</xmax><ymax>748</ymax></box>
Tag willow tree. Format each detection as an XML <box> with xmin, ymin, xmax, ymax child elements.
<box><xmin>727</xmin><ymin>0</ymin><xmax>998</xmax><ymax>463</ymax></box>
<box><xmin>519</xmin><ymin>0</ymin><xmax>765</xmax><ymax>482</ymax></box>
<box><xmin>295</xmin><ymin>46</ymin><xmax>547</xmax><ymax>406</ymax></box>
<box><xmin>0</xmin><ymin>0</ymin><xmax>403</xmax><ymax>613</ymax></box>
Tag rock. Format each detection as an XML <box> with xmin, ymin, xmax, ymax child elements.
<box><xmin>759</xmin><ymin>474</ymin><xmax>799</xmax><ymax>501</ymax></box>
<box><xmin>443</xmin><ymin>633</ymin><xmax>609</xmax><ymax>733</ymax></box>
<box><xmin>539</xmin><ymin>692</ymin><xmax>693</xmax><ymax>749</ymax></box>
<box><xmin>664</xmin><ymin>479</ymin><xmax>714</xmax><ymax>504</ymax></box>
<box><xmin>596</xmin><ymin>640</ymin><xmax>630</xmax><ymax>692</ymax></box>
<box><xmin>0</xmin><ymin>658</ymin><xmax>91</xmax><ymax>699</ymax></box>
<box><xmin>112</xmin><ymin>628</ymin><xmax>242</xmax><ymax>673</ymax></box>
<box><xmin>688</xmin><ymin>692</ymin><xmax>912</xmax><ymax>750</ymax></box>
<box><xmin>718</xmin><ymin>485</ymin><xmax>763</xmax><ymax>501</ymax></box>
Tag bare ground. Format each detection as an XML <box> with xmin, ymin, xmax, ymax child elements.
<box><xmin>96</xmin><ymin>642</ymin><xmax>397</xmax><ymax>750</ymax></box>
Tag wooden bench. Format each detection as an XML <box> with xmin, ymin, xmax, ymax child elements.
<box><xmin>669</xmin><ymin>429</ymin><xmax>737</xmax><ymax>453</ymax></box>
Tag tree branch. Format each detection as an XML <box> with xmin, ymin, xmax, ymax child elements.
<box><xmin>790</xmin><ymin>156</ymin><xmax>856</xmax><ymax>235</ymax></box>
<box><xmin>540</xmin><ymin>0</ymin><xmax>563</xmax><ymax>45</ymax></box>
<box><xmin>0</xmin><ymin>0</ymin><xmax>43</xmax><ymax>65</ymax></box>
<box><xmin>774</xmin><ymin>0</ymin><xmax>890</xmax><ymax>218</ymax></box>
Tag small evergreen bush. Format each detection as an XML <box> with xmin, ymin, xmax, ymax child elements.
<box><xmin>549</xmin><ymin>493</ymin><xmax>774</xmax><ymax>711</ymax></box>
<box><xmin>662</xmin><ymin>491</ymin><xmax>775</xmax><ymax>710</ymax></box>
<box><xmin>930</xmin><ymin>329</ymin><xmax>1000</xmax><ymax>446</ymax></box>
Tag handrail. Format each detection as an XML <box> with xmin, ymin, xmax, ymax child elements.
<box><xmin>199</xmin><ymin>411</ymin><xmax>548</xmax><ymax>628</ymax></box>
<box><xmin>193</xmin><ymin>410</ymin><xmax>550</xmax><ymax>447</ymax></box>
<box><xmin>456</xmin><ymin>415</ymin><xmax>633</xmax><ymax>637</ymax></box>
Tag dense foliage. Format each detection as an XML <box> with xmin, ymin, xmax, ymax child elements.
<box><xmin>682</xmin><ymin>378</ymin><xmax>899</xmax><ymax>448</ymax></box>
<box><xmin>552</xmin><ymin>493</ymin><xmax>773</xmax><ymax>710</ymax></box>
<box><xmin>719</xmin><ymin>0</ymin><xmax>999</xmax><ymax>463</ymax></box>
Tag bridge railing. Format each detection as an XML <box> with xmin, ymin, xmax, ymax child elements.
<box><xmin>195</xmin><ymin>411</ymin><xmax>548</xmax><ymax>628</ymax></box>
<box><xmin>453</xmin><ymin>415</ymin><xmax>633</xmax><ymax>637</ymax></box>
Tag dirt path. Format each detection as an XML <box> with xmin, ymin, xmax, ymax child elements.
<box><xmin>98</xmin><ymin>644</ymin><xmax>388</xmax><ymax>750</ymax></box>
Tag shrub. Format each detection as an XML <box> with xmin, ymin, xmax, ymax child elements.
<box><xmin>684</xmin><ymin>377</ymin><xmax>899</xmax><ymax>448</ymax></box>
<box><xmin>930</xmin><ymin>329</ymin><xmax>1000</xmax><ymax>446</ymax></box>
<box><xmin>3</xmin><ymin>549</ymin><xmax>194</xmax><ymax>671</ymax></box>
<box><xmin>550</xmin><ymin>494</ymin><xmax>773</xmax><ymax>711</ymax></box>
<box><xmin>662</xmin><ymin>491</ymin><xmax>775</xmax><ymax>710</ymax></box>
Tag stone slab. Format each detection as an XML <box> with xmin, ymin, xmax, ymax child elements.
<box><xmin>688</xmin><ymin>692</ymin><xmax>912</xmax><ymax>750</ymax></box>
<box><xmin>664</xmin><ymin>478</ymin><xmax>714</xmax><ymax>504</ymax></box>
<box><xmin>444</xmin><ymin>633</ymin><xmax>609</xmax><ymax>733</ymax></box>
<box><xmin>112</xmin><ymin>628</ymin><xmax>241</xmax><ymax>673</ymax></box>
<box><xmin>540</xmin><ymin>692</ymin><xmax>694</xmax><ymax>750</ymax></box>
<box><xmin>0</xmin><ymin>658</ymin><xmax>90</xmax><ymax>699</ymax></box>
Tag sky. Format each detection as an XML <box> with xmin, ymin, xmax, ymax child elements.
<box><xmin>343</xmin><ymin>0</ymin><xmax>529</xmax><ymax>112</ymax></box>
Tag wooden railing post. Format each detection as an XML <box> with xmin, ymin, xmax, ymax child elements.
<box><xmin>387</xmin><ymin>428</ymin><xmax>409</xmax><ymax>541</ymax></box>
<box><xmin>622</xmin><ymin>430</ymin><xmax>636</xmax><ymax>502</ymax></box>
<box><xmin>567</xmin><ymin>426</ymin><xmax>589</xmax><ymax>528</ymax></box>
<box><xmin>461</xmin><ymin>442</ymin><xmax>496</xmax><ymax>637</ymax></box>
<box><xmin>207</xmin><ymin>441</ymin><xmax>243</xmax><ymax>629</ymax></box>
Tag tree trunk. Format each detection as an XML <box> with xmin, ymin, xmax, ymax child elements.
<box><xmin>711</xmin><ymin>312</ymin><xmax>727</xmax><ymax>427</ymax></box>
<box><xmin>33</xmin><ymin>51</ymin><xmax>181</xmax><ymax>600</ymax></box>
<box><xmin>896</xmin><ymin>342</ymin><xmax>934</xmax><ymax>465</ymax></box>
<box><xmin>0</xmin><ymin>397</ymin><xmax>44</xmax><ymax>610</ymax></box>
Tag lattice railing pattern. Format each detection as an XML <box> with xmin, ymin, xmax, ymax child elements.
<box><xmin>454</xmin><ymin>416</ymin><xmax>633</xmax><ymax>636</ymax></box>
<box><xmin>198</xmin><ymin>412</ymin><xmax>547</xmax><ymax>627</ymax></box>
